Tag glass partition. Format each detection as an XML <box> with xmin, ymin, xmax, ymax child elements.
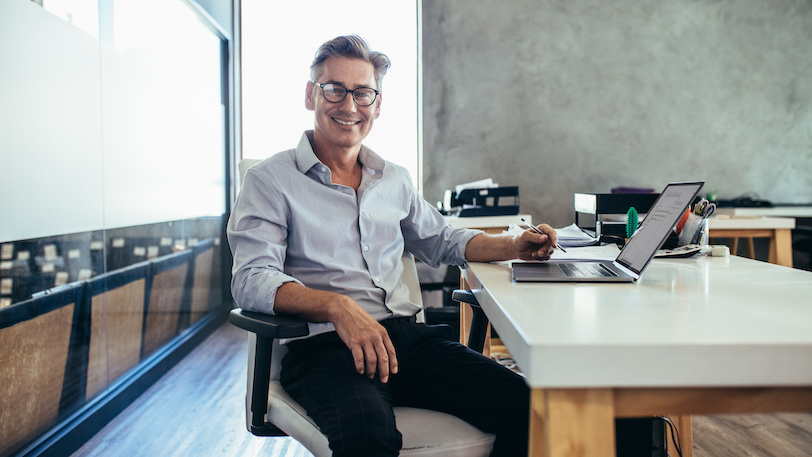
<box><xmin>0</xmin><ymin>1</ymin><xmax>228</xmax><ymax>455</ymax></box>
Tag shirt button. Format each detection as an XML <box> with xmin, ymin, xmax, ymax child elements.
<box><xmin>363</xmin><ymin>245</ymin><xmax>370</xmax><ymax>252</ymax></box>
<box><xmin>374</xmin><ymin>277</ymin><xmax>381</xmax><ymax>283</ymax></box>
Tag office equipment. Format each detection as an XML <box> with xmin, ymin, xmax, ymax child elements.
<box><xmin>448</xmin><ymin>186</ymin><xmax>519</xmax><ymax>217</ymax></box>
<box><xmin>513</xmin><ymin>182</ymin><xmax>703</xmax><ymax>282</ymax></box>
<box><xmin>575</xmin><ymin>192</ymin><xmax>659</xmax><ymax>241</ymax></box>
<box><xmin>462</xmin><ymin>254</ymin><xmax>812</xmax><ymax>457</ymax></box>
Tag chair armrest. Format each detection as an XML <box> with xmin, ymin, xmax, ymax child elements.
<box><xmin>451</xmin><ymin>289</ymin><xmax>489</xmax><ymax>354</ymax></box>
<box><xmin>229</xmin><ymin>308</ymin><xmax>310</xmax><ymax>339</ymax></box>
<box><xmin>229</xmin><ymin>308</ymin><xmax>311</xmax><ymax>436</ymax></box>
<box><xmin>451</xmin><ymin>289</ymin><xmax>480</xmax><ymax>308</ymax></box>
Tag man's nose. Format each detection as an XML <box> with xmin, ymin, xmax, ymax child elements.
<box><xmin>339</xmin><ymin>93</ymin><xmax>358</xmax><ymax>111</ymax></box>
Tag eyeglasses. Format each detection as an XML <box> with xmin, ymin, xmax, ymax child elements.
<box><xmin>313</xmin><ymin>82</ymin><xmax>380</xmax><ymax>106</ymax></box>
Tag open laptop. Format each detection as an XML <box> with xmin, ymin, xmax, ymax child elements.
<box><xmin>512</xmin><ymin>181</ymin><xmax>704</xmax><ymax>282</ymax></box>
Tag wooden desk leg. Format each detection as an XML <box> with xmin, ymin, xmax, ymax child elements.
<box><xmin>667</xmin><ymin>414</ymin><xmax>693</xmax><ymax>457</ymax></box>
<box><xmin>770</xmin><ymin>229</ymin><xmax>793</xmax><ymax>268</ymax></box>
<box><xmin>730</xmin><ymin>237</ymin><xmax>739</xmax><ymax>256</ymax></box>
<box><xmin>530</xmin><ymin>388</ymin><xmax>616</xmax><ymax>457</ymax></box>
<box><xmin>745</xmin><ymin>237</ymin><xmax>756</xmax><ymax>259</ymax></box>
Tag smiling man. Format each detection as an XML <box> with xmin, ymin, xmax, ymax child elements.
<box><xmin>228</xmin><ymin>35</ymin><xmax>559</xmax><ymax>456</ymax></box>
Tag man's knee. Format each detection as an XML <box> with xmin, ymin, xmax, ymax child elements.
<box><xmin>328</xmin><ymin>407</ymin><xmax>401</xmax><ymax>457</ymax></box>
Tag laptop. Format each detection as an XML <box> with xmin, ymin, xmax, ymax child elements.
<box><xmin>512</xmin><ymin>181</ymin><xmax>704</xmax><ymax>283</ymax></box>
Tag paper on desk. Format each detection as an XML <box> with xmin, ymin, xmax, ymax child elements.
<box><xmin>507</xmin><ymin>223</ymin><xmax>618</xmax><ymax>261</ymax></box>
<box><xmin>510</xmin><ymin>245</ymin><xmax>621</xmax><ymax>265</ymax></box>
<box><xmin>555</xmin><ymin>223</ymin><xmax>599</xmax><ymax>247</ymax></box>
<box><xmin>507</xmin><ymin>223</ymin><xmax>599</xmax><ymax>247</ymax></box>
<box><xmin>550</xmin><ymin>244</ymin><xmax>620</xmax><ymax>261</ymax></box>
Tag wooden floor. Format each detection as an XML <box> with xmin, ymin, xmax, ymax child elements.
<box><xmin>72</xmin><ymin>322</ymin><xmax>812</xmax><ymax>457</ymax></box>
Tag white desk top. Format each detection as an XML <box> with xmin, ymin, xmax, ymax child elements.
<box><xmin>463</xmin><ymin>255</ymin><xmax>812</xmax><ymax>389</ymax></box>
<box><xmin>717</xmin><ymin>206</ymin><xmax>812</xmax><ymax>218</ymax></box>
<box><xmin>708</xmin><ymin>215</ymin><xmax>795</xmax><ymax>230</ymax></box>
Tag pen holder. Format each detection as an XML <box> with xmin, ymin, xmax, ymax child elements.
<box><xmin>677</xmin><ymin>213</ymin><xmax>708</xmax><ymax>246</ymax></box>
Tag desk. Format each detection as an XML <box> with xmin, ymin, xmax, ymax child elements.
<box><xmin>720</xmin><ymin>205</ymin><xmax>812</xmax><ymax>218</ymax></box>
<box><xmin>461</xmin><ymin>256</ymin><xmax>812</xmax><ymax>457</ymax></box>
<box><xmin>707</xmin><ymin>216</ymin><xmax>795</xmax><ymax>267</ymax></box>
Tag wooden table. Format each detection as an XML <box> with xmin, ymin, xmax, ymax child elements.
<box><xmin>461</xmin><ymin>255</ymin><xmax>812</xmax><ymax>457</ymax></box>
<box><xmin>707</xmin><ymin>215</ymin><xmax>795</xmax><ymax>267</ymax></box>
<box><xmin>721</xmin><ymin>205</ymin><xmax>812</xmax><ymax>218</ymax></box>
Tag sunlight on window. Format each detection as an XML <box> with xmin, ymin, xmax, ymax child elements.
<box><xmin>242</xmin><ymin>0</ymin><xmax>418</xmax><ymax>185</ymax></box>
<box><xmin>41</xmin><ymin>0</ymin><xmax>98</xmax><ymax>37</ymax></box>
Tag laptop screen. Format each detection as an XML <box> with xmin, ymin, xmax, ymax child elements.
<box><xmin>615</xmin><ymin>182</ymin><xmax>704</xmax><ymax>275</ymax></box>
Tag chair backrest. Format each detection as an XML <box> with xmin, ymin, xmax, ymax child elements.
<box><xmin>0</xmin><ymin>282</ymin><xmax>83</xmax><ymax>456</ymax></box>
<box><xmin>238</xmin><ymin>158</ymin><xmax>262</xmax><ymax>189</ymax></box>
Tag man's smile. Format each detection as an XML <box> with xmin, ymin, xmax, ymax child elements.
<box><xmin>332</xmin><ymin>117</ymin><xmax>361</xmax><ymax>126</ymax></box>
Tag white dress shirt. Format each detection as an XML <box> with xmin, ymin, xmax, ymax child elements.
<box><xmin>227</xmin><ymin>131</ymin><xmax>481</xmax><ymax>338</ymax></box>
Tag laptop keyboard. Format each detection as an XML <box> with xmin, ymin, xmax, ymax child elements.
<box><xmin>560</xmin><ymin>262</ymin><xmax>617</xmax><ymax>277</ymax></box>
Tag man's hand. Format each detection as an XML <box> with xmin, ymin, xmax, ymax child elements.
<box><xmin>274</xmin><ymin>282</ymin><xmax>398</xmax><ymax>383</ymax></box>
<box><xmin>465</xmin><ymin>223</ymin><xmax>559</xmax><ymax>262</ymax></box>
<box><xmin>515</xmin><ymin>223</ymin><xmax>558</xmax><ymax>261</ymax></box>
<box><xmin>331</xmin><ymin>297</ymin><xmax>398</xmax><ymax>383</ymax></box>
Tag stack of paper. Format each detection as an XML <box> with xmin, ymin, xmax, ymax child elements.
<box><xmin>555</xmin><ymin>223</ymin><xmax>599</xmax><ymax>247</ymax></box>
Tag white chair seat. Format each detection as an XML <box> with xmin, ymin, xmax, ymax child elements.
<box><xmin>267</xmin><ymin>382</ymin><xmax>495</xmax><ymax>457</ymax></box>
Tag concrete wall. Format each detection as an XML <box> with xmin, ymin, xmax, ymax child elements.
<box><xmin>422</xmin><ymin>0</ymin><xmax>812</xmax><ymax>227</ymax></box>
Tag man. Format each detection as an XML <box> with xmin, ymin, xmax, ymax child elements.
<box><xmin>228</xmin><ymin>35</ymin><xmax>558</xmax><ymax>456</ymax></box>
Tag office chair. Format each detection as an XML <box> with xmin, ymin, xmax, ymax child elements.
<box><xmin>229</xmin><ymin>158</ymin><xmax>496</xmax><ymax>456</ymax></box>
<box><xmin>793</xmin><ymin>225</ymin><xmax>812</xmax><ymax>271</ymax></box>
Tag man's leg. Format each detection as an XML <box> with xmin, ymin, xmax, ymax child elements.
<box><xmin>281</xmin><ymin>332</ymin><xmax>401</xmax><ymax>457</ymax></box>
<box><xmin>389</xmin><ymin>323</ymin><xmax>530</xmax><ymax>457</ymax></box>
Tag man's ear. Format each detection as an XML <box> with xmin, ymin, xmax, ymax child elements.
<box><xmin>305</xmin><ymin>81</ymin><xmax>315</xmax><ymax>111</ymax></box>
<box><xmin>373</xmin><ymin>93</ymin><xmax>382</xmax><ymax>119</ymax></box>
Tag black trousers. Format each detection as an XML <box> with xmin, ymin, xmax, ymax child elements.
<box><xmin>280</xmin><ymin>317</ymin><xmax>529</xmax><ymax>457</ymax></box>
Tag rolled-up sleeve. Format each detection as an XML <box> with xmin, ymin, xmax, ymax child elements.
<box><xmin>400</xmin><ymin>180</ymin><xmax>483</xmax><ymax>268</ymax></box>
<box><xmin>227</xmin><ymin>167</ymin><xmax>302</xmax><ymax>314</ymax></box>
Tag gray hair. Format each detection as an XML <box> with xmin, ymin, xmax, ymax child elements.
<box><xmin>310</xmin><ymin>35</ymin><xmax>391</xmax><ymax>90</ymax></box>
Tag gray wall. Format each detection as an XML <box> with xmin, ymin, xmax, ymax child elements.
<box><xmin>422</xmin><ymin>0</ymin><xmax>812</xmax><ymax>227</ymax></box>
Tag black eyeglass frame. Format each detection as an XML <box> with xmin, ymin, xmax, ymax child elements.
<box><xmin>312</xmin><ymin>82</ymin><xmax>380</xmax><ymax>106</ymax></box>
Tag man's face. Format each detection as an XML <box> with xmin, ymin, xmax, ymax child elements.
<box><xmin>306</xmin><ymin>57</ymin><xmax>381</xmax><ymax>151</ymax></box>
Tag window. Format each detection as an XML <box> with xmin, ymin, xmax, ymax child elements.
<box><xmin>242</xmin><ymin>0</ymin><xmax>420</xmax><ymax>186</ymax></box>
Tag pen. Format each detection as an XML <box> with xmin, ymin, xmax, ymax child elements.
<box><xmin>520</xmin><ymin>218</ymin><xmax>567</xmax><ymax>253</ymax></box>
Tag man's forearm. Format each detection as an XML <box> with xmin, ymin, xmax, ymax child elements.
<box><xmin>273</xmin><ymin>281</ymin><xmax>353</xmax><ymax>323</ymax></box>
<box><xmin>464</xmin><ymin>224</ymin><xmax>557</xmax><ymax>262</ymax></box>
<box><xmin>464</xmin><ymin>233</ymin><xmax>518</xmax><ymax>262</ymax></box>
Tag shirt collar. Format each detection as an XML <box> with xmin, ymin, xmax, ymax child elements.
<box><xmin>295</xmin><ymin>131</ymin><xmax>321</xmax><ymax>175</ymax></box>
<box><xmin>295</xmin><ymin>130</ymin><xmax>386</xmax><ymax>177</ymax></box>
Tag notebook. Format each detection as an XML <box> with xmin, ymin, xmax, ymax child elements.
<box><xmin>511</xmin><ymin>181</ymin><xmax>704</xmax><ymax>283</ymax></box>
